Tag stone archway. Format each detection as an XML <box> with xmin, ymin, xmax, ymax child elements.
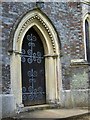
<box><xmin>10</xmin><ymin>8</ymin><xmax>62</xmax><ymax>107</ymax></box>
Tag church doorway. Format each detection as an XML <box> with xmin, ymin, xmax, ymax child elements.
<box><xmin>11</xmin><ymin>9</ymin><xmax>62</xmax><ymax>108</ymax></box>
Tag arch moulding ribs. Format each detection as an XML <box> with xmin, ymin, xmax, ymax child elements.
<box><xmin>16</xmin><ymin>10</ymin><xmax>57</xmax><ymax>54</ymax></box>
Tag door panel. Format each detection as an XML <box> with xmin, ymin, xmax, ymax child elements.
<box><xmin>21</xmin><ymin>27</ymin><xmax>46</xmax><ymax>106</ymax></box>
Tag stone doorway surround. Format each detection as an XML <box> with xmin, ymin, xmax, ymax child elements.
<box><xmin>10</xmin><ymin>8</ymin><xmax>62</xmax><ymax>108</ymax></box>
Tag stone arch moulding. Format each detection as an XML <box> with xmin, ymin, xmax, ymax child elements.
<box><xmin>83</xmin><ymin>13</ymin><xmax>90</xmax><ymax>61</ymax></box>
<box><xmin>10</xmin><ymin>8</ymin><xmax>62</xmax><ymax>108</ymax></box>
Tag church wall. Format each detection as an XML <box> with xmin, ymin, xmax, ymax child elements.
<box><xmin>0</xmin><ymin>1</ymin><xmax>90</xmax><ymax>117</ymax></box>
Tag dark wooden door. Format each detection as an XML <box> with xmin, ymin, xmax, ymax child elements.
<box><xmin>21</xmin><ymin>27</ymin><xmax>46</xmax><ymax>106</ymax></box>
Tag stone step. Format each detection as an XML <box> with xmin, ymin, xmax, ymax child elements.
<box><xmin>1</xmin><ymin>107</ymin><xmax>89</xmax><ymax>120</ymax></box>
<box><xmin>21</xmin><ymin>104</ymin><xmax>51</xmax><ymax>112</ymax></box>
<box><xmin>18</xmin><ymin>104</ymin><xmax>61</xmax><ymax>113</ymax></box>
<box><xmin>1</xmin><ymin>113</ymin><xmax>89</xmax><ymax>120</ymax></box>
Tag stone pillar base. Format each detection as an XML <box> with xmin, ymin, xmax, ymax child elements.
<box><xmin>0</xmin><ymin>94</ymin><xmax>16</xmax><ymax>118</ymax></box>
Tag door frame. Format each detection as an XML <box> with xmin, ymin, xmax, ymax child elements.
<box><xmin>10</xmin><ymin>8</ymin><xmax>62</xmax><ymax>107</ymax></box>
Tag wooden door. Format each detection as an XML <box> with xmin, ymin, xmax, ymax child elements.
<box><xmin>21</xmin><ymin>27</ymin><xmax>46</xmax><ymax>106</ymax></box>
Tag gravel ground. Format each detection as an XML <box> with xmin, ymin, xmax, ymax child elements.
<box><xmin>65</xmin><ymin>113</ymin><xmax>90</xmax><ymax>120</ymax></box>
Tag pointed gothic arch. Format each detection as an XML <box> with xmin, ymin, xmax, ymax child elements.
<box><xmin>10</xmin><ymin>9</ymin><xmax>62</xmax><ymax>107</ymax></box>
<box><xmin>83</xmin><ymin>13</ymin><xmax>90</xmax><ymax>62</ymax></box>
